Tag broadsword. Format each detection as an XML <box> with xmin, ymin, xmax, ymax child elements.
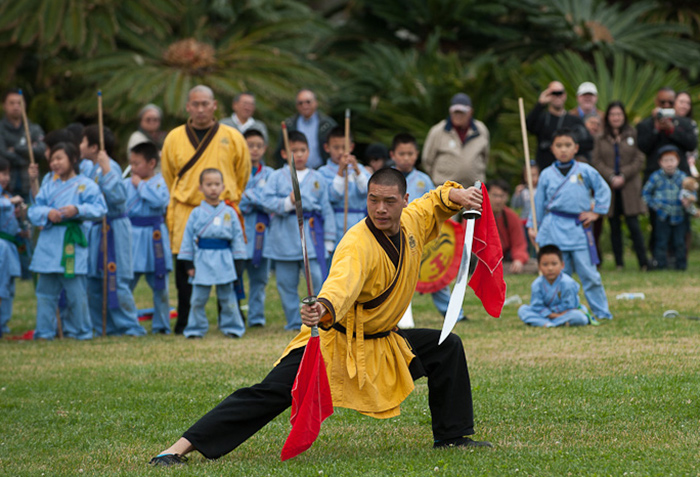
<box><xmin>438</xmin><ymin>181</ymin><xmax>481</xmax><ymax>345</ymax></box>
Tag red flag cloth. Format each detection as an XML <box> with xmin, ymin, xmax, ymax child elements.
<box><xmin>281</xmin><ymin>335</ymin><xmax>333</xmax><ymax>461</ymax></box>
<box><xmin>468</xmin><ymin>183</ymin><xmax>506</xmax><ymax>317</ymax></box>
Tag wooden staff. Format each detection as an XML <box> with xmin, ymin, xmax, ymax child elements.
<box><xmin>17</xmin><ymin>90</ymin><xmax>35</xmax><ymax>165</ymax></box>
<box><xmin>98</xmin><ymin>90</ymin><xmax>107</xmax><ymax>337</ymax></box>
<box><xmin>343</xmin><ymin>109</ymin><xmax>350</xmax><ymax>233</ymax></box>
<box><xmin>518</xmin><ymin>97</ymin><xmax>539</xmax><ymax>253</ymax></box>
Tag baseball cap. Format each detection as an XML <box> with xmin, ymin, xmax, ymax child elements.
<box><xmin>577</xmin><ymin>82</ymin><xmax>598</xmax><ymax>96</ymax></box>
<box><xmin>657</xmin><ymin>144</ymin><xmax>681</xmax><ymax>158</ymax></box>
<box><xmin>449</xmin><ymin>93</ymin><xmax>472</xmax><ymax>113</ymax></box>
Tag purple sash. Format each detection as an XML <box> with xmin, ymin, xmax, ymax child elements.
<box><xmin>252</xmin><ymin>212</ymin><xmax>270</xmax><ymax>267</ymax></box>
<box><xmin>130</xmin><ymin>215</ymin><xmax>167</xmax><ymax>290</ymax></box>
<box><xmin>96</xmin><ymin>214</ymin><xmax>127</xmax><ymax>309</ymax></box>
<box><xmin>302</xmin><ymin>211</ymin><xmax>327</xmax><ymax>280</ymax></box>
<box><xmin>547</xmin><ymin>210</ymin><xmax>600</xmax><ymax>265</ymax></box>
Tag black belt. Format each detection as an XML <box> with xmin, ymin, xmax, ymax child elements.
<box><xmin>331</xmin><ymin>323</ymin><xmax>393</xmax><ymax>339</ymax></box>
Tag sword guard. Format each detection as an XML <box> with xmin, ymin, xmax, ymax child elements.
<box><xmin>462</xmin><ymin>209</ymin><xmax>481</xmax><ymax>220</ymax></box>
<box><xmin>302</xmin><ymin>296</ymin><xmax>317</xmax><ymax>306</ymax></box>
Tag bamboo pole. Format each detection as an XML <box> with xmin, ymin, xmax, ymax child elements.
<box><xmin>518</xmin><ymin>97</ymin><xmax>539</xmax><ymax>253</ymax></box>
<box><xmin>98</xmin><ymin>91</ymin><xmax>107</xmax><ymax>337</ymax></box>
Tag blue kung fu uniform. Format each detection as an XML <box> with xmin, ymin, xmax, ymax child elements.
<box><xmin>0</xmin><ymin>187</ymin><xmax>22</xmax><ymax>335</ymax></box>
<box><xmin>402</xmin><ymin>167</ymin><xmax>464</xmax><ymax>320</ymax></box>
<box><xmin>317</xmin><ymin>159</ymin><xmax>371</xmax><ymax>248</ymax></box>
<box><xmin>527</xmin><ymin>160</ymin><xmax>612</xmax><ymax>319</ymax></box>
<box><xmin>518</xmin><ymin>272</ymin><xmax>589</xmax><ymax>327</ymax></box>
<box><xmin>83</xmin><ymin>159</ymin><xmax>146</xmax><ymax>336</ymax></box>
<box><xmin>178</xmin><ymin>201</ymin><xmax>247</xmax><ymax>338</ymax></box>
<box><xmin>124</xmin><ymin>173</ymin><xmax>173</xmax><ymax>334</ymax></box>
<box><xmin>261</xmin><ymin>166</ymin><xmax>336</xmax><ymax>331</ymax></box>
<box><xmin>28</xmin><ymin>174</ymin><xmax>107</xmax><ymax>340</ymax></box>
<box><xmin>239</xmin><ymin>164</ymin><xmax>274</xmax><ymax>327</ymax></box>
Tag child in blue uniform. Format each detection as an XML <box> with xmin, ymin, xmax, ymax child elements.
<box><xmin>178</xmin><ymin>168</ymin><xmax>247</xmax><ymax>338</ymax></box>
<box><xmin>125</xmin><ymin>142</ymin><xmax>173</xmax><ymax>334</ymax></box>
<box><xmin>261</xmin><ymin>131</ymin><xmax>336</xmax><ymax>331</ymax></box>
<box><xmin>318</xmin><ymin>127</ymin><xmax>371</xmax><ymax>248</ymax></box>
<box><xmin>518</xmin><ymin>244</ymin><xmax>591</xmax><ymax>327</ymax></box>
<box><xmin>80</xmin><ymin>125</ymin><xmax>146</xmax><ymax>336</ymax></box>
<box><xmin>0</xmin><ymin>158</ymin><xmax>24</xmax><ymax>335</ymax></box>
<box><xmin>391</xmin><ymin>133</ymin><xmax>464</xmax><ymax>320</ymax></box>
<box><xmin>29</xmin><ymin>142</ymin><xmax>107</xmax><ymax>340</ymax></box>
<box><xmin>527</xmin><ymin>127</ymin><xmax>613</xmax><ymax>320</ymax></box>
<box><xmin>239</xmin><ymin>129</ymin><xmax>274</xmax><ymax>327</ymax></box>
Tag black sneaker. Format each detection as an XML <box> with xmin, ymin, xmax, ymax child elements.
<box><xmin>434</xmin><ymin>437</ymin><xmax>493</xmax><ymax>449</ymax></box>
<box><xmin>149</xmin><ymin>453</ymin><xmax>188</xmax><ymax>466</ymax></box>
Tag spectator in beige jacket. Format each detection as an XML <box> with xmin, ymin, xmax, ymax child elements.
<box><xmin>422</xmin><ymin>93</ymin><xmax>490</xmax><ymax>187</ymax></box>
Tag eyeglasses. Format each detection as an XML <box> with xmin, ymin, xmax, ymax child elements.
<box><xmin>550</xmin><ymin>91</ymin><xmax>565</xmax><ymax>96</ymax></box>
<box><xmin>297</xmin><ymin>100</ymin><xmax>313</xmax><ymax>105</ymax></box>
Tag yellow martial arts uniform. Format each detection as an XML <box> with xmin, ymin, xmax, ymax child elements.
<box><xmin>278</xmin><ymin>181</ymin><xmax>463</xmax><ymax>418</ymax></box>
<box><xmin>161</xmin><ymin>121</ymin><xmax>251</xmax><ymax>253</ymax></box>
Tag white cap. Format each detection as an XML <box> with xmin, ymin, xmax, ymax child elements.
<box><xmin>577</xmin><ymin>82</ymin><xmax>598</xmax><ymax>96</ymax></box>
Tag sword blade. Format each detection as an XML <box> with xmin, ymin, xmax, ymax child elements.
<box><xmin>438</xmin><ymin>217</ymin><xmax>476</xmax><ymax>345</ymax></box>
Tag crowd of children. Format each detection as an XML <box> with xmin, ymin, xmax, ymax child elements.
<box><xmin>2</xmin><ymin>113</ymin><xmax>699</xmax><ymax>337</ymax></box>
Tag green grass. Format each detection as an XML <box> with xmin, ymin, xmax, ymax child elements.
<box><xmin>2</xmin><ymin>250</ymin><xmax>700</xmax><ymax>476</ymax></box>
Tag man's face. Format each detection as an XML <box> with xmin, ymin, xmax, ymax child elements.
<box><xmin>548</xmin><ymin>81</ymin><xmax>566</xmax><ymax>110</ymax></box>
<box><xmin>449</xmin><ymin>109</ymin><xmax>472</xmax><ymax>128</ymax></box>
<box><xmin>296</xmin><ymin>91</ymin><xmax>317</xmax><ymax>119</ymax></box>
<box><xmin>233</xmin><ymin>94</ymin><xmax>256</xmax><ymax>122</ymax></box>
<box><xmin>324</xmin><ymin>136</ymin><xmax>352</xmax><ymax>163</ymax></box>
<box><xmin>584</xmin><ymin>115</ymin><xmax>601</xmax><ymax>136</ymax></box>
<box><xmin>656</xmin><ymin>90</ymin><xmax>676</xmax><ymax>110</ymax></box>
<box><xmin>366</xmin><ymin>182</ymin><xmax>408</xmax><ymax>235</ymax></box>
<box><xmin>659</xmin><ymin>152</ymin><xmax>679</xmax><ymax>175</ymax></box>
<box><xmin>3</xmin><ymin>93</ymin><xmax>22</xmax><ymax>121</ymax></box>
<box><xmin>199</xmin><ymin>172</ymin><xmax>225</xmax><ymax>201</ymax></box>
<box><xmin>577</xmin><ymin>93</ymin><xmax>597</xmax><ymax>112</ymax></box>
<box><xmin>488</xmin><ymin>186</ymin><xmax>508</xmax><ymax>215</ymax></box>
<box><xmin>186</xmin><ymin>91</ymin><xmax>217</xmax><ymax>128</ymax></box>
<box><xmin>391</xmin><ymin>143</ymin><xmax>418</xmax><ymax>173</ymax></box>
<box><xmin>538</xmin><ymin>253</ymin><xmax>564</xmax><ymax>284</ymax></box>
<box><xmin>550</xmin><ymin>135</ymin><xmax>579</xmax><ymax>163</ymax></box>
<box><xmin>246</xmin><ymin>135</ymin><xmax>266</xmax><ymax>164</ymax></box>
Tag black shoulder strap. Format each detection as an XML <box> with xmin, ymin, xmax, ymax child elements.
<box><xmin>177</xmin><ymin>122</ymin><xmax>220</xmax><ymax>180</ymax></box>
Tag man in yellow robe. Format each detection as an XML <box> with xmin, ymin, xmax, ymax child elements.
<box><xmin>150</xmin><ymin>168</ymin><xmax>491</xmax><ymax>466</ymax></box>
<box><xmin>161</xmin><ymin>85</ymin><xmax>251</xmax><ymax>334</ymax></box>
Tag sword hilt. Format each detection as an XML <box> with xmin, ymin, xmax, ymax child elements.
<box><xmin>462</xmin><ymin>180</ymin><xmax>483</xmax><ymax>220</ymax></box>
<box><xmin>302</xmin><ymin>296</ymin><xmax>319</xmax><ymax>337</ymax></box>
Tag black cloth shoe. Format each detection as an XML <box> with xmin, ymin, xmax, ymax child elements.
<box><xmin>434</xmin><ymin>437</ymin><xmax>493</xmax><ymax>449</ymax></box>
<box><xmin>149</xmin><ymin>453</ymin><xmax>188</xmax><ymax>466</ymax></box>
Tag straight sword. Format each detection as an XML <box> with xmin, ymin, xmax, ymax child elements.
<box><xmin>438</xmin><ymin>181</ymin><xmax>481</xmax><ymax>345</ymax></box>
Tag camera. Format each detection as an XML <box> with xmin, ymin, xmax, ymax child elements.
<box><xmin>656</xmin><ymin>108</ymin><xmax>675</xmax><ymax>120</ymax></box>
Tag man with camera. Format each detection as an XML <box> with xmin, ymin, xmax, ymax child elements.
<box><xmin>526</xmin><ymin>81</ymin><xmax>593</xmax><ymax>169</ymax></box>
<box><xmin>637</xmin><ymin>87</ymin><xmax>697</xmax><ymax>182</ymax></box>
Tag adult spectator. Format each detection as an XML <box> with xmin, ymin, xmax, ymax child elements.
<box><xmin>276</xmin><ymin>89</ymin><xmax>337</xmax><ymax>169</ymax></box>
<box><xmin>637</xmin><ymin>87</ymin><xmax>697</xmax><ymax>181</ymax></box>
<box><xmin>220</xmin><ymin>92</ymin><xmax>269</xmax><ymax>144</ymax></box>
<box><xmin>422</xmin><ymin>93</ymin><xmax>490</xmax><ymax>187</ymax></box>
<box><xmin>569</xmin><ymin>82</ymin><xmax>604</xmax><ymax>119</ymax></box>
<box><xmin>592</xmin><ymin>101</ymin><xmax>648</xmax><ymax>270</ymax></box>
<box><xmin>0</xmin><ymin>89</ymin><xmax>46</xmax><ymax>199</ymax></box>
<box><xmin>161</xmin><ymin>85</ymin><xmax>251</xmax><ymax>334</ymax></box>
<box><xmin>127</xmin><ymin>104</ymin><xmax>166</xmax><ymax>154</ymax></box>
<box><xmin>487</xmin><ymin>180</ymin><xmax>537</xmax><ymax>275</ymax></box>
<box><xmin>526</xmin><ymin>81</ymin><xmax>593</xmax><ymax>168</ymax></box>
<box><xmin>673</xmin><ymin>91</ymin><xmax>699</xmax><ymax>178</ymax></box>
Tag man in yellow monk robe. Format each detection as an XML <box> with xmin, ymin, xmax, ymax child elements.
<box><xmin>150</xmin><ymin>168</ymin><xmax>491</xmax><ymax>467</ymax></box>
<box><xmin>161</xmin><ymin>85</ymin><xmax>250</xmax><ymax>334</ymax></box>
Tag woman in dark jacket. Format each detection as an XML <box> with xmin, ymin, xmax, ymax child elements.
<box><xmin>592</xmin><ymin>101</ymin><xmax>648</xmax><ymax>270</ymax></box>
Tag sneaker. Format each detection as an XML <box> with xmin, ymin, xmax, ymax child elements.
<box><xmin>433</xmin><ymin>437</ymin><xmax>493</xmax><ymax>449</ymax></box>
<box><xmin>148</xmin><ymin>453</ymin><xmax>188</xmax><ymax>466</ymax></box>
<box><xmin>588</xmin><ymin>315</ymin><xmax>601</xmax><ymax>326</ymax></box>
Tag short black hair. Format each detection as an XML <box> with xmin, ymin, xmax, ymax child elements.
<box><xmin>368</xmin><ymin>167</ymin><xmax>407</xmax><ymax>196</ymax></box>
<box><xmin>45</xmin><ymin>129</ymin><xmax>77</xmax><ymax>151</ymax></box>
<box><xmin>487</xmin><ymin>179</ymin><xmax>510</xmax><ymax>195</ymax></box>
<box><xmin>200</xmin><ymin>168</ymin><xmax>223</xmax><ymax>184</ymax></box>
<box><xmin>2</xmin><ymin>88</ymin><xmax>20</xmax><ymax>103</ymax></box>
<box><xmin>365</xmin><ymin>143</ymin><xmax>389</xmax><ymax>161</ymax></box>
<box><xmin>130</xmin><ymin>142</ymin><xmax>160</xmax><ymax>164</ymax></box>
<box><xmin>0</xmin><ymin>157</ymin><xmax>9</xmax><ymax>172</ymax></box>
<box><xmin>83</xmin><ymin>124</ymin><xmax>116</xmax><ymax>158</ymax></box>
<box><xmin>391</xmin><ymin>133</ymin><xmax>418</xmax><ymax>151</ymax></box>
<box><xmin>66</xmin><ymin>123</ymin><xmax>84</xmax><ymax>148</ymax></box>
<box><xmin>551</xmin><ymin>127</ymin><xmax>578</xmax><ymax>144</ymax></box>
<box><xmin>243</xmin><ymin>128</ymin><xmax>265</xmax><ymax>141</ymax></box>
<box><xmin>287</xmin><ymin>130</ymin><xmax>308</xmax><ymax>146</ymax></box>
<box><xmin>537</xmin><ymin>244</ymin><xmax>563</xmax><ymax>263</ymax></box>
<box><xmin>326</xmin><ymin>126</ymin><xmax>352</xmax><ymax>143</ymax></box>
<box><xmin>50</xmin><ymin>142</ymin><xmax>80</xmax><ymax>165</ymax></box>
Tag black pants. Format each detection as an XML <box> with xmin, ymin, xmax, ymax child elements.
<box><xmin>182</xmin><ymin>328</ymin><xmax>475</xmax><ymax>459</ymax></box>
<box><xmin>174</xmin><ymin>258</ymin><xmax>192</xmax><ymax>334</ymax></box>
<box><xmin>609</xmin><ymin>191</ymin><xmax>648</xmax><ymax>268</ymax></box>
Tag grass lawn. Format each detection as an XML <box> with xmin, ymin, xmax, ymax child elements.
<box><xmin>1</xmin><ymin>250</ymin><xmax>699</xmax><ymax>476</ymax></box>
